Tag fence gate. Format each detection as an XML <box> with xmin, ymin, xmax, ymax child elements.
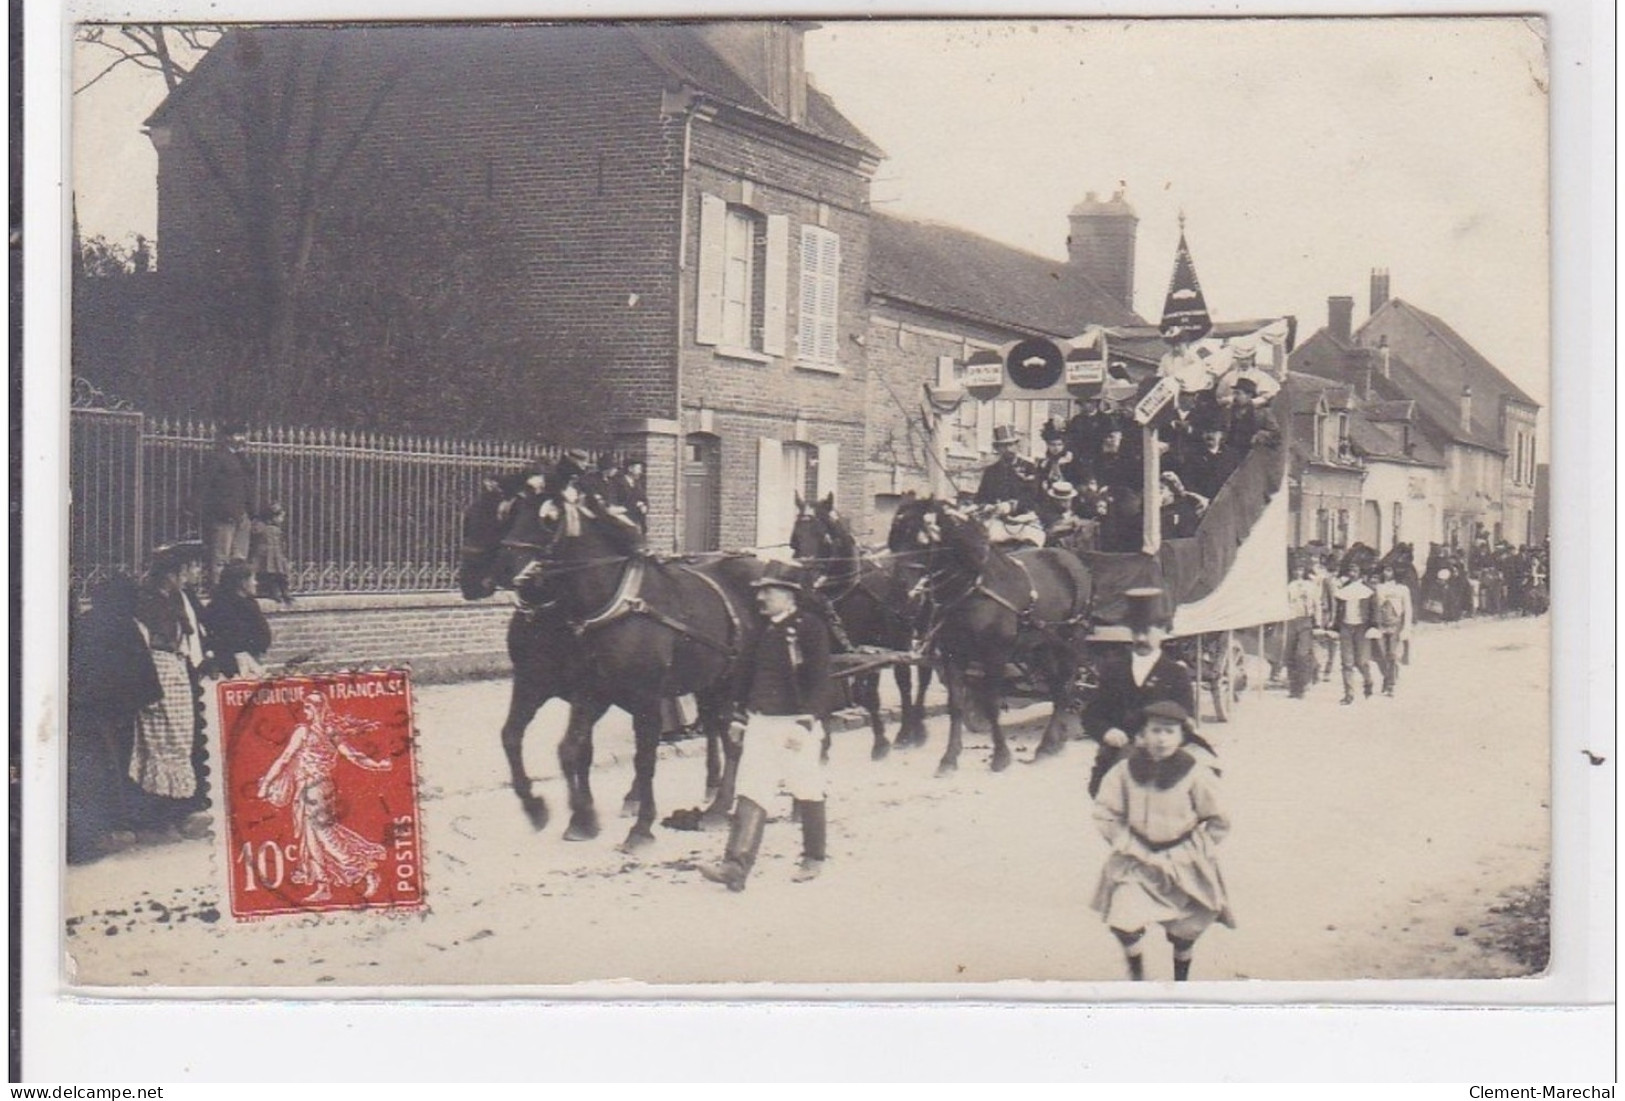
<box><xmin>69</xmin><ymin>405</ymin><xmax>144</xmax><ymax>594</ymax></box>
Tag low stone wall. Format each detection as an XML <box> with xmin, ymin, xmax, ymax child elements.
<box><xmin>264</xmin><ymin>591</ymin><xmax>515</xmax><ymax>683</ymax></box>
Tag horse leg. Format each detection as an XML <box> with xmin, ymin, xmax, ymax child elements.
<box><xmin>559</xmin><ymin>697</ymin><xmax>610</xmax><ymax>842</ymax></box>
<box><xmin>860</xmin><ymin>671</ymin><xmax>890</xmax><ymax>760</ymax></box>
<box><xmin>979</xmin><ymin>670</ymin><xmax>1012</xmax><ymax>773</ymax></box>
<box><xmin>619</xmin><ymin>705</ymin><xmax>662</xmax><ymax>853</ymax></box>
<box><xmin>699</xmin><ymin>691</ymin><xmax>739</xmax><ymax>828</ymax></box>
<box><xmin>903</xmin><ymin>663</ymin><xmax>934</xmax><ymax>748</ymax></box>
<box><xmin>936</xmin><ymin>661</ymin><xmax>966</xmax><ymax>777</ymax></box>
<box><xmin>500</xmin><ymin>678</ymin><xmax>550</xmax><ymax>832</ymax></box>
<box><xmin>1031</xmin><ymin>652</ymin><xmax>1075</xmax><ymax>760</ymax></box>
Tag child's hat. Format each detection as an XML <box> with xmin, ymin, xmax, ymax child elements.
<box><xmin>1139</xmin><ymin>699</ymin><xmax>1193</xmax><ymax>726</ymax></box>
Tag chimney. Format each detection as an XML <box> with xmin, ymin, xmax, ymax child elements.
<box><xmin>1377</xmin><ymin>334</ymin><xmax>1391</xmax><ymax>378</ymax></box>
<box><xmin>1370</xmin><ymin>268</ymin><xmax>1391</xmax><ymax>315</ymax></box>
<box><xmin>1460</xmin><ymin>385</ymin><xmax>1473</xmax><ymax>433</ymax></box>
<box><xmin>1328</xmin><ymin>295</ymin><xmax>1354</xmax><ymax>344</ymax></box>
<box><xmin>698</xmin><ymin>22</ymin><xmax>813</xmax><ymax>123</ymax></box>
<box><xmin>1067</xmin><ymin>188</ymin><xmax>1139</xmax><ymax>312</ymax></box>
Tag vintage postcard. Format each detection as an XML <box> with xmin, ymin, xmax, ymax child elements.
<box><xmin>60</xmin><ymin>15</ymin><xmax>1557</xmax><ymax>993</ymax></box>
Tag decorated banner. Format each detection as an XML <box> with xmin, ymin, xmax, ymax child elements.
<box><xmin>1159</xmin><ymin>218</ymin><xmax>1213</xmax><ymax>344</ymax></box>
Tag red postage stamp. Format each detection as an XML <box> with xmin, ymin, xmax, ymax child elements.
<box><xmin>218</xmin><ymin>670</ymin><xmax>425</xmax><ymax>919</ymax></box>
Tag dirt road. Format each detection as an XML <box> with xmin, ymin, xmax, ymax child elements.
<box><xmin>63</xmin><ymin>614</ymin><xmax>1549</xmax><ymax>987</ymax></box>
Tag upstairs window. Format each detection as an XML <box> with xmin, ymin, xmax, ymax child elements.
<box><xmin>696</xmin><ymin>194</ymin><xmax>788</xmax><ymax>358</ymax></box>
<box><xmin>797</xmin><ymin>225</ymin><xmax>841</xmax><ymax>372</ymax></box>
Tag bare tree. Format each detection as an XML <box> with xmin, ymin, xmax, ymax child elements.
<box><xmin>138</xmin><ymin>27</ymin><xmax>405</xmax><ymax>415</ymax></box>
<box><xmin>74</xmin><ymin>24</ymin><xmax>225</xmax><ymax>94</ymax></box>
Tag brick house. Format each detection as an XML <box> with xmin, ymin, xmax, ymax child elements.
<box><xmin>862</xmin><ymin>194</ymin><xmax>1144</xmax><ymax>540</ymax></box>
<box><xmin>145</xmin><ymin>22</ymin><xmax>881</xmax><ymax>553</ymax></box>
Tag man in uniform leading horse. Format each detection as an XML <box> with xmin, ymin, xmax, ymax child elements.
<box><xmin>700</xmin><ymin>575</ymin><xmax>836</xmax><ymax>891</ymax></box>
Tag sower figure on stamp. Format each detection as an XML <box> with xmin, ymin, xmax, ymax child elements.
<box><xmin>700</xmin><ymin>575</ymin><xmax>834</xmax><ymax>891</ymax></box>
<box><xmin>1091</xmin><ymin>699</ymin><xmax>1235</xmax><ymax>981</ymax></box>
<box><xmin>1083</xmin><ymin>588</ymin><xmax>1215</xmax><ymax>799</ymax></box>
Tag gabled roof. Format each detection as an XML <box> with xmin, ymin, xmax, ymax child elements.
<box><xmin>1369</xmin><ymin>299</ymin><xmax>1538</xmax><ymax>407</ymax></box>
<box><xmin>868</xmin><ymin>212</ymin><xmax>1144</xmax><ymax>337</ymax></box>
<box><xmin>148</xmin><ymin>24</ymin><xmax>883</xmax><ymax>163</ymax></box>
<box><xmin>632</xmin><ymin>25</ymin><xmax>883</xmax><ymax>160</ymax></box>
<box><xmin>1349</xmin><ymin>415</ymin><xmax>1445</xmax><ymax>468</ymax></box>
<box><xmin>1289</xmin><ymin>326</ymin><xmax>1500</xmax><ymax>455</ymax></box>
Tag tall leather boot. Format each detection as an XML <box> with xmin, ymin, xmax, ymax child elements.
<box><xmin>699</xmin><ymin>797</ymin><xmax>767</xmax><ymax>892</ymax></box>
<box><xmin>791</xmin><ymin>799</ymin><xmax>827</xmax><ymax>882</ymax></box>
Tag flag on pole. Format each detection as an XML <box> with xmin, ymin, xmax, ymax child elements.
<box><xmin>1159</xmin><ymin>217</ymin><xmax>1213</xmax><ymax>344</ymax></box>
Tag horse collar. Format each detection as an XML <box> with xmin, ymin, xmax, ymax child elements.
<box><xmin>572</xmin><ymin>557</ymin><xmax>646</xmax><ymax>634</ymax></box>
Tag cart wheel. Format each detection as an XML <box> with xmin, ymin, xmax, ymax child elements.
<box><xmin>1211</xmin><ymin>630</ymin><xmax>1244</xmax><ymax>722</ymax></box>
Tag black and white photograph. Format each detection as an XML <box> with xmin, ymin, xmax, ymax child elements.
<box><xmin>49</xmin><ymin>10</ymin><xmax>1578</xmax><ymax>1002</ymax></box>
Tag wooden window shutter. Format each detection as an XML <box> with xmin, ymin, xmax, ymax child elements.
<box><xmin>755</xmin><ymin>437</ymin><xmax>783</xmax><ymax>547</ymax></box>
<box><xmin>817</xmin><ymin>230</ymin><xmax>841</xmax><ymax>367</ymax></box>
<box><xmin>815</xmin><ymin>442</ymin><xmax>840</xmax><ymax>504</ymax></box>
<box><xmin>695</xmin><ymin>193</ymin><xmax>726</xmax><ymax>346</ymax></box>
<box><xmin>763</xmin><ymin>215</ymin><xmax>789</xmax><ymax>356</ymax></box>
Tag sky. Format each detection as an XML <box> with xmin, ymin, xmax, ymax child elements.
<box><xmin>73</xmin><ymin>17</ymin><xmax>1550</xmax><ymax>421</ymax></box>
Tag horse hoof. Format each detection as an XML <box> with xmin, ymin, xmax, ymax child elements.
<box><xmin>699</xmin><ymin>809</ymin><xmax>731</xmax><ymax>831</ymax></box>
<box><xmin>1031</xmin><ymin>741</ymin><xmax>1064</xmax><ymax>762</ymax></box>
<box><xmin>871</xmin><ymin>741</ymin><xmax>891</xmax><ymax>762</ymax></box>
<box><xmin>563</xmin><ymin>816</ymin><xmax>601</xmax><ymax>842</ymax></box>
<box><xmin>990</xmin><ymin>749</ymin><xmax>1012</xmax><ymax>772</ymax></box>
<box><xmin>935</xmin><ymin>760</ymin><xmax>958</xmax><ymax>778</ymax></box>
<box><xmin>618</xmin><ymin>828</ymin><xmax>655</xmax><ymax>854</ymax></box>
<box><xmin>521</xmin><ymin>799</ymin><xmax>550</xmax><ymax>832</ymax></box>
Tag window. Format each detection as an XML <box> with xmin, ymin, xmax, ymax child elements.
<box><xmin>797</xmin><ymin>225</ymin><xmax>841</xmax><ymax>371</ymax></box>
<box><xmin>696</xmin><ymin>194</ymin><xmax>788</xmax><ymax>357</ymax></box>
<box><xmin>1336</xmin><ymin>509</ymin><xmax>1350</xmax><ymax>546</ymax></box>
<box><xmin>755</xmin><ymin>437</ymin><xmax>841</xmax><ymax>546</ymax></box>
<box><xmin>721</xmin><ymin>209</ymin><xmax>757</xmax><ymax>348</ymax></box>
<box><xmin>1391</xmin><ymin>502</ymin><xmax>1403</xmax><ymax>548</ymax></box>
<box><xmin>1315</xmin><ymin>508</ymin><xmax>1331</xmax><ymax>545</ymax></box>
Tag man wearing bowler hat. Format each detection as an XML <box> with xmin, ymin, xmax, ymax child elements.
<box><xmin>1083</xmin><ymin>587</ymin><xmax>1215</xmax><ymax>798</ymax></box>
<box><xmin>975</xmin><ymin>424</ymin><xmax>1042</xmax><ymax>516</ymax></box>
<box><xmin>700</xmin><ymin>574</ymin><xmax>835</xmax><ymax>891</ymax></box>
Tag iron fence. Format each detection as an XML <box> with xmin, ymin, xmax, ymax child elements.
<box><xmin>70</xmin><ymin>400</ymin><xmax>594</xmax><ymax>595</ymax></box>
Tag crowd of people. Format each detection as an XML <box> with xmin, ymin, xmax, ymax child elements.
<box><xmin>973</xmin><ymin>377</ymin><xmax>1281</xmax><ymax>552</ymax></box>
<box><xmin>67</xmin><ymin>541</ymin><xmax>275</xmax><ymax>863</ymax></box>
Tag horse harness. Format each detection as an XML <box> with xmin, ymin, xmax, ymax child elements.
<box><xmin>567</xmin><ymin>555</ymin><xmax>744</xmax><ymax>666</ymax></box>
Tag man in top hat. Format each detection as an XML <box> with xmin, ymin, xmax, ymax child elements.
<box><xmin>975</xmin><ymin>425</ymin><xmax>1042</xmax><ymax>517</ymax></box>
<box><xmin>1084</xmin><ymin>587</ymin><xmax>1213</xmax><ymax>798</ymax></box>
<box><xmin>1178</xmin><ymin>407</ymin><xmax>1240</xmax><ymax>503</ymax></box>
<box><xmin>1222</xmin><ymin>377</ymin><xmax>1281</xmax><ymax>454</ymax></box>
<box><xmin>701</xmin><ymin>574</ymin><xmax>835</xmax><ymax>891</ymax></box>
<box><xmin>196</xmin><ymin>421</ymin><xmax>256</xmax><ymax>589</ymax></box>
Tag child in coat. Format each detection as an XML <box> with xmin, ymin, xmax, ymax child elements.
<box><xmin>1091</xmin><ymin>700</ymin><xmax>1234</xmax><ymax>980</ymax></box>
<box><xmin>202</xmin><ymin>560</ymin><xmax>273</xmax><ymax>678</ymax></box>
<box><xmin>249</xmin><ymin>502</ymin><xmax>293</xmax><ymax>606</ymax></box>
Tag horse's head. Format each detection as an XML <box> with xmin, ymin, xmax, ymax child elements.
<box><xmin>933</xmin><ymin>503</ymin><xmax>993</xmax><ymax>568</ymax></box>
<box><xmin>790</xmin><ymin>493</ymin><xmax>856</xmax><ymax>570</ymax></box>
<box><xmin>458</xmin><ymin>470</ymin><xmax>533</xmax><ymax>600</ymax></box>
<box><xmin>887</xmin><ymin>493</ymin><xmax>942</xmax><ymax>552</ymax></box>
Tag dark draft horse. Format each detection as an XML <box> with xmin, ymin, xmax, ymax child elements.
<box><xmin>459</xmin><ymin>475</ymin><xmax>759</xmax><ymax>847</ymax></box>
<box><xmin>504</xmin><ymin>489</ymin><xmax>771</xmax><ymax>851</ymax></box>
<box><xmin>887</xmin><ymin>496</ymin><xmax>1093</xmax><ymax>776</ymax></box>
<box><xmin>458</xmin><ymin>472</ymin><xmax>586</xmax><ymax>834</ymax></box>
<box><xmin>788</xmin><ymin>493</ymin><xmax>933</xmax><ymax>761</ymax></box>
